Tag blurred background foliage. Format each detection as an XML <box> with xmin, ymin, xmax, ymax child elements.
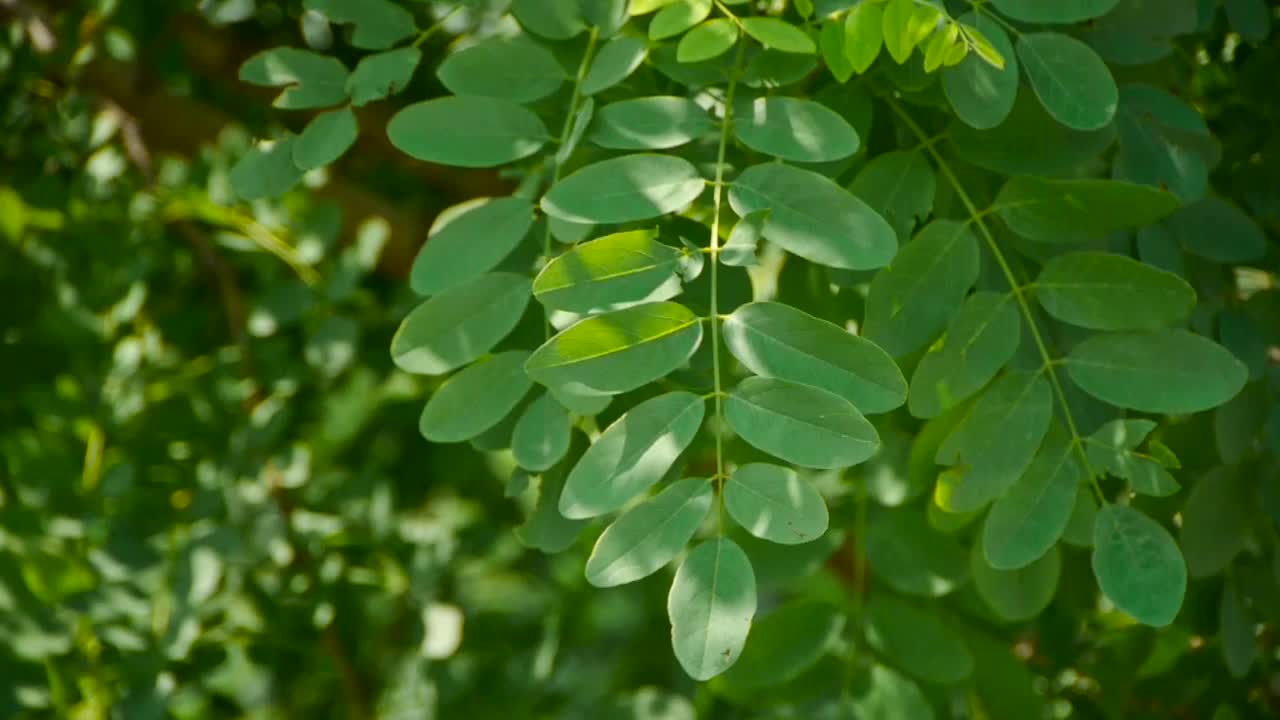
<box><xmin>0</xmin><ymin>1</ymin><xmax>1278</xmax><ymax>719</ymax></box>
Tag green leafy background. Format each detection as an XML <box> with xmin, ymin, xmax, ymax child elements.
<box><xmin>2</xmin><ymin>0</ymin><xmax>1279</xmax><ymax>718</ymax></box>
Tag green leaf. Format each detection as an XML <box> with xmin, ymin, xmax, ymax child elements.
<box><xmin>863</xmin><ymin>220</ymin><xmax>980</xmax><ymax>358</ymax></box>
<box><xmin>560</xmin><ymin>391</ymin><xmax>705</xmax><ymax>518</ymax></box>
<box><xmin>526</xmin><ymin>302</ymin><xmax>704</xmax><ymax>396</ymax></box>
<box><xmin>512</xmin><ymin>393</ymin><xmax>572</xmax><ymax>472</ymax></box>
<box><xmin>971</xmin><ymin>540</ymin><xmax>1060</xmax><ymax>621</ymax></box>
<box><xmin>391</xmin><ymin>273</ymin><xmax>532</xmax><ymax>375</ymax></box>
<box><xmin>722</xmin><ymin>210</ymin><xmax>765</xmax><ymax>267</ymax></box>
<box><xmin>864</xmin><ymin>594</ymin><xmax>973</xmax><ymax>683</ymax></box>
<box><xmin>229</xmin><ymin>135</ymin><xmax>305</xmax><ymax>200</ymax></box>
<box><xmin>908</xmin><ymin>292</ymin><xmax>1021</xmax><ymax>418</ymax></box>
<box><xmin>1086</xmin><ymin>419</ymin><xmax>1179</xmax><ymax>496</ymax></box>
<box><xmin>1061</xmin><ymin>486</ymin><xmax>1097</xmax><ymax>547</ymax></box>
<box><xmin>511</xmin><ymin>0</ymin><xmax>586</xmax><ymax>39</ymax></box>
<box><xmin>533</xmin><ymin>229</ymin><xmax>684</xmax><ymax>314</ymax></box>
<box><xmin>293</xmin><ymin>107</ymin><xmax>357</xmax><ymax>171</ymax></box>
<box><xmin>585</xmin><ymin>478</ymin><xmax>713</xmax><ymax>587</ymax></box>
<box><xmin>239</xmin><ymin>47</ymin><xmax>349</xmax><ymax>109</ymax></box>
<box><xmin>302</xmin><ymin>0</ymin><xmax>415</xmax><ymax>49</ymax></box>
<box><xmin>957</xmin><ymin>624</ymin><xmax>1048</xmax><ymax>720</ymax></box>
<box><xmin>437</xmin><ymin>38</ymin><xmax>565</xmax><ymax>104</ymax></box>
<box><xmin>1035</xmin><ymin>251</ymin><xmax>1194</xmax><ymax>331</ymax></box>
<box><xmin>541</xmin><ymin>154</ymin><xmax>706</xmax><ymax>224</ymax></box>
<box><xmin>582</xmin><ymin>0</ymin><xmax>628</xmax><ymax>35</ymax></box>
<box><xmin>409</xmin><ymin>197</ymin><xmax>535</xmax><ymax>297</ymax></box>
<box><xmin>982</xmin><ymin>426</ymin><xmax>1081</xmax><ymax>569</ymax></box>
<box><xmin>729</xmin><ymin>163</ymin><xmax>897</xmax><ymax>270</ymax></box>
<box><xmin>419</xmin><ymin>351</ymin><xmax>533</xmax><ymax>442</ymax></box>
<box><xmin>733</xmin><ymin>97</ymin><xmax>860</xmax><ymax>163</ymax></box>
<box><xmin>1114</xmin><ymin>84</ymin><xmax>1211</xmax><ymax>203</ymax></box>
<box><xmin>347</xmin><ymin>47</ymin><xmax>420</xmax><ymax>107</ymax></box>
<box><xmin>848</xmin><ymin>664</ymin><xmax>934</xmax><ymax>720</ymax></box>
<box><xmin>935</xmin><ymin>371</ymin><xmax>1053</xmax><ymax>513</ymax></box>
<box><xmin>583</xmin><ymin>35</ymin><xmax>649</xmax><ymax>95</ymax></box>
<box><xmin>588</xmin><ymin>96</ymin><xmax>715</xmax><ymax>150</ymax></box>
<box><xmin>723</xmin><ymin>301</ymin><xmax>906</xmax><ymax>413</ymax></box>
<box><xmin>994</xmin><ymin>177</ymin><xmax>1180</xmax><ymax>244</ymax></box>
<box><xmin>1092</xmin><ymin>504</ymin><xmax>1186</xmax><ymax>627</ymax></box>
<box><xmin>741</xmin><ymin>17</ymin><xmax>816</xmax><ymax>54</ymax></box>
<box><xmin>848</xmin><ymin>150</ymin><xmax>935</xmax><ymax>243</ymax></box>
<box><xmin>725</xmin><ymin>463</ymin><xmax>829</xmax><ymax>545</ymax></box>
<box><xmin>990</xmin><ymin>0</ymin><xmax>1120</xmax><ymax>23</ymax></box>
<box><xmin>881</xmin><ymin>0</ymin><xmax>918</xmax><ymax>64</ymax></box>
<box><xmin>717</xmin><ymin>601</ymin><xmax>843</xmax><ymax>691</ymax></box>
<box><xmin>1220</xmin><ymin>584</ymin><xmax>1257</xmax><ymax>678</ymax></box>
<box><xmin>1166</xmin><ymin>197</ymin><xmax>1267</xmax><ymax>263</ymax></box>
<box><xmin>820</xmin><ymin>19</ymin><xmax>854</xmax><ymax>82</ymax></box>
<box><xmin>725</xmin><ymin>377</ymin><xmax>880</xmax><ymax>469</ymax></box>
<box><xmin>865</xmin><ymin>506</ymin><xmax>969</xmax><ymax>597</ymax></box>
<box><xmin>1017</xmin><ymin>32</ymin><xmax>1118</xmax><ymax>131</ymax></box>
<box><xmin>1065</xmin><ymin>329</ymin><xmax>1248</xmax><ymax>414</ymax></box>
<box><xmin>950</xmin><ymin>93</ymin><xmax>1116</xmax><ymax>176</ymax></box>
<box><xmin>1180</xmin><ymin>468</ymin><xmax>1253</xmax><ymax>578</ymax></box>
<box><xmin>668</xmin><ymin>538</ymin><xmax>757</xmax><ymax>681</ymax></box>
<box><xmin>387</xmin><ymin>96</ymin><xmax>549</xmax><ymax>168</ymax></box>
<box><xmin>843</xmin><ymin>1</ymin><xmax>884</xmax><ymax>73</ymax></box>
<box><xmin>517</xmin><ymin>436</ymin><xmax>590</xmax><ymax>553</ymax></box>
<box><xmin>678</xmin><ymin>19</ymin><xmax>739</xmax><ymax>63</ymax></box>
<box><xmin>650</xmin><ymin>0</ymin><xmax>712</xmax><ymax>40</ymax></box>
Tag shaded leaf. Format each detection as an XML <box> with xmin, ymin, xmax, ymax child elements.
<box><xmin>542</xmin><ymin>154</ymin><xmax>706</xmax><ymax>223</ymax></box>
<box><xmin>864</xmin><ymin>594</ymin><xmax>973</xmax><ymax>683</ymax></box>
<box><xmin>908</xmin><ymin>292</ymin><xmax>1021</xmax><ymax>419</ymax></box>
<box><xmin>387</xmin><ymin>96</ymin><xmax>549</xmax><ymax>167</ymax></box>
<box><xmin>1016</xmin><ymin>32</ymin><xmax>1118</xmax><ymax>131</ymax></box>
<box><xmin>419</xmin><ymin>351</ymin><xmax>533</xmax><ymax>442</ymax></box>
<box><xmin>561</xmin><ymin>391</ymin><xmax>705</xmax><ymax>518</ymax></box>
<box><xmin>588</xmin><ymin>96</ymin><xmax>715</xmax><ymax>150</ymax></box>
<box><xmin>1035</xmin><ymin>251</ymin><xmax>1194</xmax><ymax>330</ymax></box>
<box><xmin>585</xmin><ymin>478</ymin><xmax>713</xmax><ymax>587</ymax></box>
<box><xmin>437</xmin><ymin>38</ymin><xmax>565</xmax><ymax>104</ymax></box>
<box><xmin>409</xmin><ymin>197</ymin><xmax>535</xmax><ymax>296</ymax></box>
<box><xmin>733</xmin><ymin>97</ymin><xmax>860</xmax><ymax>163</ymax></box>
<box><xmin>994</xmin><ymin>177</ymin><xmax>1180</xmax><ymax>244</ymax></box>
<box><xmin>668</xmin><ymin>538</ymin><xmax>757</xmax><ymax>681</ymax></box>
<box><xmin>866</xmin><ymin>506</ymin><xmax>969</xmax><ymax>597</ymax></box>
<box><xmin>725</xmin><ymin>463</ymin><xmax>829</xmax><ymax>545</ymax></box>
<box><xmin>1092</xmin><ymin>504</ymin><xmax>1186</xmax><ymax>626</ymax></box>
<box><xmin>725</xmin><ymin>377</ymin><xmax>880</xmax><ymax>469</ymax></box>
<box><xmin>390</xmin><ymin>272</ymin><xmax>532</xmax><ymax>375</ymax></box>
<box><xmin>526</xmin><ymin>302</ymin><xmax>703</xmax><ymax>396</ymax></box>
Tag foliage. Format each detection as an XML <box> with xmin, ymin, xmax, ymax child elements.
<box><xmin>2</xmin><ymin>0</ymin><xmax>1280</xmax><ymax>718</ymax></box>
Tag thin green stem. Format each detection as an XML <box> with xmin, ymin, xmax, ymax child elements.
<box><xmin>710</xmin><ymin>41</ymin><xmax>748</xmax><ymax>532</ymax></box>
<box><xmin>885</xmin><ymin>98</ymin><xmax>1106</xmax><ymax>506</ymax></box>
<box><xmin>541</xmin><ymin>28</ymin><xmax>600</xmax><ymax>339</ymax></box>
<box><xmin>968</xmin><ymin>0</ymin><xmax>1022</xmax><ymax>38</ymax></box>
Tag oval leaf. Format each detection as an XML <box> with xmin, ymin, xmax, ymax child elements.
<box><xmin>582</xmin><ymin>35</ymin><xmax>648</xmax><ymax>95</ymax></box>
<box><xmin>741</xmin><ymin>17</ymin><xmax>816</xmax><ymax>54</ymax></box>
<box><xmin>436</xmin><ymin>38</ymin><xmax>565</xmax><ymax>103</ymax></box>
<box><xmin>725</xmin><ymin>377</ymin><xmax>880</xmax><ymax>469</ymax></box>
<box><xmin>994</xmin><ymin>177</ymin><xmax>1180</xmax><ymax>244</ymax></box>
<box><xmin>541</xmin><ymin>154</ymin><xmax>706</xmax><ymax>224</ymax></box>
<box><xmin>725</xmin><ymin>463</ymin><xmax>829</xmax><ymax>545</ymax></box>
<box><xmin>1035</xmin><ymin>251</ymin><xmax>1195</xmax><ymax>330</ymax></box>
<box><xmin>512</xmin><ymin>393</ymin><xmax>571</xmax><ymax>472</ymax></box>
<box><xmin>560</xmin><ymin>391</ymin><xmax>706</xmax><ymax>518</ymax></box>
<box><xmin>526</xmin><ymin>302</ymin><xmax>704</xmax><ymax>396</ymax></box>
<box><xmin>588</xmin><ymin>96</ymin><xmax>715</xmax><ymax>150</ymax></box>
<box><xmin>863</xmin><ymin>220</ymin><xmax>981</xmax><ymax>358</ymax></box>
<box><xmin>733</xmin><ymin>97</ymin><xmax>860</xmax><ymax>162</ymax></box>
<box><xmin>668</xmin><ymin>538</ymin><xmax>757</xmax><ymax>681</ymax></box>
<box><xmin>971</xmin><ymin>541</ymin><xmax>1061</xmax><ymax>621</ymax></box>
<box><xmin>293</xmin><ymin>107</ymin><xmax>358</xmax><ymax>170</ymax></box>
<box><xmin>418</xmin><ymin>351</ymin><xmax>533</xmax><ymax>442</ymax></box>
<box><xmin>723</xmin><ymin>302</ymin><xmax>906</xmax><ymax>413</ymax></box>
<box><xmin>585</xmin><ymin>478</ymin><xmax>713</xmax><ymax>587</ymax></box>
<box><xmin>982</xmin><ymin>427</ymin><xmax>1081</xmax><ymax>569</ymax></box>
<box><xmin>729</xmin><ymin>163</ymin><xmax>897</xmax><ymax>270</ymax></box>
<box><xmin>391</xmin><ymin>272</ymin><xmax>532</xmax><ymax>375</ymax></box>
<box><xmin>410</xmin><ymin>197</ymin><xmax>535</xmax><ymax>296</ymax></box>
<box><xmin>866</xmin><ymin>507</ymin><xmax>969</xmax><ymax>597</ymax></box>
<box><xmin>991</xmin><ymin>0</ymin><xmax>1120</xmax><ymax>23</ymax></box>
<box><xmin>935</xmin><ymin>371</ymin><xmax>1053</xmax><ymax>513</ymax></box>
<box><xmin>1017</xmin><ymin>32</ymin><xmax>1118</xmax><ymax>131</ymax></box>
<box><xmin>387</xmin><ymin>96</ymin><xmax>549</xmax><ymax>167</ymax></box>
<box><xmin>908</xmin><ymin>292</ymin><xmax>1021</xmax><ymax>419</ymax></box>
<box><xmin>1092</xmin><ymin>504</ymin><xmax>1186</xmax><ymax>627</ymax></box>
<box><xmin>1065</xmin><ymin>329</ymin><xmax>1248</xmax><ymax>414</ymax></box>
<box><xmin>942</xmin><ymin>13</ymin><xmax>1018</xmax><ymax>130</ymax></box>
<box><xmin>533</xmin><ymin>229</ymin><xmax>684</xmax><ymax>313</ymax></box>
